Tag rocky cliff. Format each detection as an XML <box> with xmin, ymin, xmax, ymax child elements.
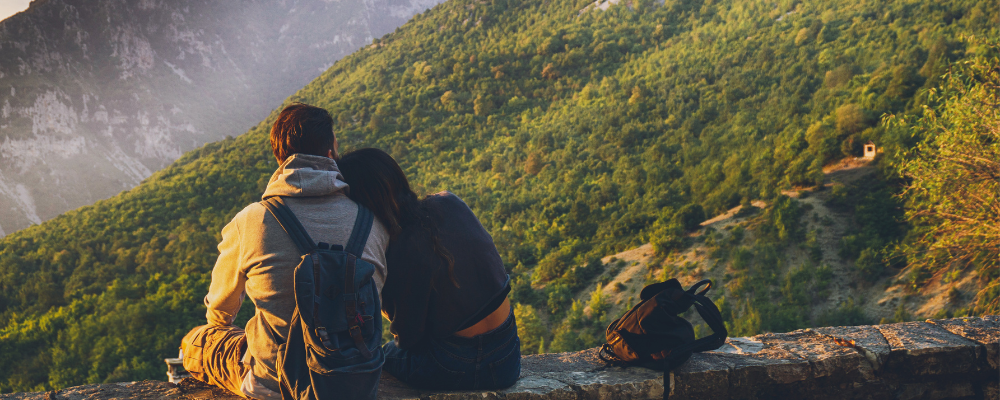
<box><xmin>0</xmin><ymin>0</ymin><xmax>441</xmax><ymax>237</ymax></box>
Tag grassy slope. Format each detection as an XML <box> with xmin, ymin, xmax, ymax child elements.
<box><xmin>0</xmin><ymin>0</ymin><xmax>997</xmax><ymax>392</ymax></box>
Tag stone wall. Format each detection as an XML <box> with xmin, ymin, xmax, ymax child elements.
<box><xmin>3</xmin><ymin>317</ymin><xmax>997</xmax><ymax>400</ymax></box>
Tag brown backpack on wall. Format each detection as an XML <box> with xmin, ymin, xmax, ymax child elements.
<box><xmin>599</xmin><ymin>279</ymin><xmax>728</xmax><ymax>371</ymax></box>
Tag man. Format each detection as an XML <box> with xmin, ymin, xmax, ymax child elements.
<box><xmin>181</xmin><ymin>103</ymin><xmax>389</xmax><ymax>399</ymax></box>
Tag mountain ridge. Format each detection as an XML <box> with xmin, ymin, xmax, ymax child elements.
<box><xmin>0</xmin><ymin>0</ymin><xmax>444</xmax><ymax>237</ymax></box>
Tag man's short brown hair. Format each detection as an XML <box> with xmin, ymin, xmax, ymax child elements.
<box><xmin>270</xmin><ymin>103</ymin><xmax>335</xmax><ymax>163</ymax></box>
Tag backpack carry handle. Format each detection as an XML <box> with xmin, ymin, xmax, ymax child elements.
<box><xmin>686</xmin><ymin>279</ymin><xmax>712</xmax><ymax>297</ymax></box>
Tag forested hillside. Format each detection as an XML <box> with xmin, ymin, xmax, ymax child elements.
<box><xmin>0</xmin><ymin>0</ymin><xmax>996</xmax><ymax>392</ymax></box>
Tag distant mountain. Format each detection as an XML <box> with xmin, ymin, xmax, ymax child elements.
<box><xmin>0</xmin><ymin>0</ymin><xmax>443</xmax><ymax>237</ymax></box>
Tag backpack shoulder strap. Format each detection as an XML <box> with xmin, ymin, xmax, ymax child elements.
<box><xmin>344</xmin><ymin>203</ymin><xmax>374</xmax><ymax>258</ymax></box>
<box><xmin>682</xmin><ymin>280</ymin><xmax>727</xmax><ymax>354</ymax></box>
<box><xmin>342</xmin><ymin>203</ymin><xmax>376</xmax><ymax>359</ymax></box>
<box><xmin>661</xmin><ymin>294</ymin><xmax>729</xmax><ymax>370</ymax></box>
<box><xmin>689</xmin><ymin>295</ymin><xmax>729</xmax><ymax>352</ymax></box>
<box><xmin>261</xmin><ymin>197</ymin><xmax>316</xmax><ymax>255</ymax></box>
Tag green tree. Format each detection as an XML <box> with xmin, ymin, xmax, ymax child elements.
<box><xmin>673</xmin><ymin>204</ymin><xmax>707</xmax><ymax>232</ymax></box>
<box><xmin>514</xmin><ymin>303</ymin><xmax>547</xmax><ymax>355</ymax></box>
<box><xmin>895</xmin><ymin>42</ymin><xmax>1000</xmax><ymax>314</ymax></box>
<box><xmin>524</xmin><ymin>152</ymin><xmax>544</xmax><ymax>176</ymax></box>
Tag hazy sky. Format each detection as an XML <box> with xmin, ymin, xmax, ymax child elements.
<box><xmin>0</xmin><ymin>0</ymin><xmax>30</xmax><ymax>22</ymax></box>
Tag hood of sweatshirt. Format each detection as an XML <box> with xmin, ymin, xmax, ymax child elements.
<box><xmin>261</xmin><ymin>154</ymin><xmax>349</xmax><ymax>199</ymax></box>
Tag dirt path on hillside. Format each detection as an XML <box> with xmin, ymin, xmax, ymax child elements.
<box><xmin>779</xmin><ymin>160</ymin><xmax>903</xmax><ymax>321</ymax></box>
<box><xmin>592</xmin><ymin>159</ymin><xmax>898</xmax><ymax>323</ymax></box>
<box><xmin>561</xmin><ymin>157</ymin><xmax>971</xmax><ymax>336</ymax></box>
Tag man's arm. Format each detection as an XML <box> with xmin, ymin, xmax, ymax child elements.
<box><xmin>204</xmin><ymin>213</ymin><xmax>247</xmax><ymax>326</ymax></box>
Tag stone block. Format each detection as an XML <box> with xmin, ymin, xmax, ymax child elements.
<box><xmin>878</xmin><ymin>321</ymin><xmax>981</xmax><ymax>377</ymax></box>
<box><xmin>381</xmin><ymin>348</ymin><xmax>663</xmax><ymax>400</ymax></box>
<box><xmin>715</xmin><ymin>337</ymin><xmax>765</xmax><ymax>354</ymax></box>
<box><xmin>179</xmin><ymin>379</ymin><xmax>241</xmax><ymax>399</ymax></box>
<box><xmin>499</xmin><ymin>376</ymin><xmax>575</xmax><ymax>400</ymax></box>
<box><xmin>896</xmin><ymin>381</ymin><xmax>975</xmax><ymax>400</ymax></box>
<box><xmin>426</xmin><ymin>390</ymin><xmax>506</xmax><ymax>400</ymax></box>
<box><xmin>559</xmin><ymin>368</ymin><xmax>663</xmax><ymax>400</ymax></box>
<box><xmin>985</xmin><ymin>379</ymin><xmax>998</xmax><ymax>400</ymax></box>
<box><xmin>703</xmin><ymin>340</ymin><xmax>813</xmax><ymax>399</ymax></box>
<box><xmin>0</xmin><ymin>381</ymin><xmax>182</xmax><ymax>400</ymax></box>
<box><xmin>669</xmin><ymin>352</ymin><xmax>731</xmax><ymax>400</ymax></box>
<box><xmin>518</xmin><ymin>348</ymin><xmax>606</xmax><ymax>375</ymax></box>
<box><xmin>815</xmin><ymin>324</ymin><xmax>891</xmax><ymax>372</ymax></box>
<box><xmin>507</xmin><ymin>348</ymin><xmax>663</xmax><ymax>400</ymax></box>
<box><xmin>758</xmin><ymin>329</ymin><xmax>873</xmax><ymax>383</ymax></box>
<box><xmin>378</xmin><ymin>374</ymin><xmax>424</xmax><ymax>400</ymax></box>
<box><xmin>378</xmin><ymin>350</ymin><xmax>570</xmax><ymax>399</ymax></box>
<box><xmin>744</xmin><ymin>333</ymin><xmax>814</xmax><ymax>386</ymax></box>
<box><xmin>927</xmin><ymin>316</ymin><xmax>1000</xmax><ymax>370</ymax></box>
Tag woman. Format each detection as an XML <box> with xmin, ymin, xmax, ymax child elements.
<box><xmin>337</xmin><ymin>148</ymin><xmax>520</xmax><ymax>391</ymax></box>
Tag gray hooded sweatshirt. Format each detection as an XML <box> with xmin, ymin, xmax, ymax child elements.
<box><xmin>204</xmin><ymin>154</ymin><xmax>389</xmax><ymax>396</ymax></box>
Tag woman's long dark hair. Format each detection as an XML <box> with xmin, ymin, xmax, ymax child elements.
<box><xmin>337</xmin><ymin>148</ymin><xmax>457</xmax><ymax>287</ymax></box>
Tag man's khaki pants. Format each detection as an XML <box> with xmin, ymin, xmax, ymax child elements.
<box><xmin>181</xmin><ymin>325</ymin><xmax>250</xmax><ymax>398</ymax></box>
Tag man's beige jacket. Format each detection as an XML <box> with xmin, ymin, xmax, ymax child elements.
<box><xmin>204</xmin><ymin>154</ymin><xmax>389</xmax><ymax>396</ymax></box>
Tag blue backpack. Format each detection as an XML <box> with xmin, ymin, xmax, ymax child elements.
<box><xmin>260</xmin><ymin>197</ymin><xmax>384</xmax><ymax>400</ymax></box>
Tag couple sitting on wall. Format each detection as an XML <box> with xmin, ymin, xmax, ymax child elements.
<box><xmin>179</xmin><ymin>103</ymin><xmax>520</xmax><ymax>399</ymax></box>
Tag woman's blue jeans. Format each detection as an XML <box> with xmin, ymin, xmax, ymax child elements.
<box><xmin>382</xmin><ymin>310</ymin><xmax>521</xmax><ymax>391</ymax></box>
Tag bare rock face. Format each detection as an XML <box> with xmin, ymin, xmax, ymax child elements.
<box><xmin>2</xmin><ymin>317</ymin><xmax>997</xmax><ymax>400</ymax></box>
<box><xmin>0</xmin><ymin>0</ymin><xmax>443</xmax><ymax>237</ymax></box>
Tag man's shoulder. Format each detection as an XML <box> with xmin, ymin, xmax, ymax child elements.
<box><xmin>230</xmin><ymin>200</ymin><xmax>269</xmax><ymax>227</ymax></box>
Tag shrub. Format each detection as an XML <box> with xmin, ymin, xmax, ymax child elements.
<box><xmin>855</xmin><ymin>247</ymin><xmax>885</xmax><ymax>281</ymax></box>
<box><xmin>673</xmin><ymin>204</ymin><xmax>707</xmax><ymax>231</ymax></box>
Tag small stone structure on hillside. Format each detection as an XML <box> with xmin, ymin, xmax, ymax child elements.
<box><xmin>3</xmin><ymin>317</ymin><xmax>997</xmax><ymax>400</ymax></box>
<box><xmin>863</xmin><ymin>141</ymin><xmax>876</xmax><ymax>160</ymax></box>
